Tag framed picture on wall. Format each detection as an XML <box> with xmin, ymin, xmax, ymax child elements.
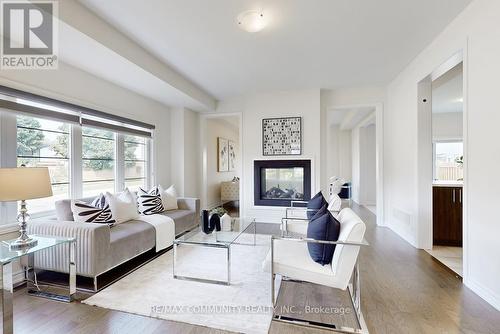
<box><xmin>218</xmin><ymin>137</ymin><xmax>229</xmax><ymax>172</ymax></box>
<box><xmin>228</xmin><ymin>140</ymin><xmax>236</xmax><ymax>171</ymax></box>
<box><xmin>262</xmin><ymin>117</ymin><xmax>302</xmax><ymax>156</ymax></box>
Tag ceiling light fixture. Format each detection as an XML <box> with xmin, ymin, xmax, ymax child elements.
<box><xmin>237</xmin><ymin>10</ymin><xmax>266</xmax><ymax>33</ymax></box>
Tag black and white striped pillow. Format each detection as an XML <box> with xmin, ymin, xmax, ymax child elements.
<box><xmin>91</xmin><ymin>193</ymin><xmax>107</xmax><ymax>209</ymax></box>
<box><xmin>72</xmin><ymin>196</ymin><xmax>115</xmax><ymax>227</ymax></box>
<box><xmin>137</xmin><ymin>187</ymin><xmax>164</xmax><ymax>215</ymax></box>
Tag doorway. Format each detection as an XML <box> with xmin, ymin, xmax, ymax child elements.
<box><xmin>326</xmin><ymin>103</ymin><xmax>383</xmax><ymax>224</ymax></box>
<box><xmin>428</xmin><ymin>62</ymin><xmax>464</xmax><ymax>276</ymax></box>
<box><xmin>200</xmin><ymin>113</ymin><xmax>242</xmax><ymax>218</ymax></box>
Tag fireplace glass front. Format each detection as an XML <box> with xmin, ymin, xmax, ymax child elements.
<box><xmin>261</xmin><ymin>167</ymin><xmax>304</xmax><ymax>200</ymax></box>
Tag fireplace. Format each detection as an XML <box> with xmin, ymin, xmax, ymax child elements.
<box><xmin>254</xmin><ymin>160</ymin><xmax>311</xmax><ymax>207</ymax></box>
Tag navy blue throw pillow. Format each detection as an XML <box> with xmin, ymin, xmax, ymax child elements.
<box><xmin>310</xmin><ymin>203</ymin><xmax>328</xmax><ymax>221</ymax></box>
<box><xmin>306</xmin><ymin>211</ymin><xmax>341</xmax><ymax>265</ymax></box>
<box><xmin>307</xmin><ymin>192</ymin><xmax>327</xmax><ymax>220</ymax></box>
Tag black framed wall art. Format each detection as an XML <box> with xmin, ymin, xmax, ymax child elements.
<box><xmin>262</xmin><ymin>117</ymin><xmax>302</xmax><ymax>156</ymax></box>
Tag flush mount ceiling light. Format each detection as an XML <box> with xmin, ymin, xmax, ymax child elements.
<box><xmin>237</xmin><ymin>10</ymin><xmax>266</xmax><ymax>33</ymax></box>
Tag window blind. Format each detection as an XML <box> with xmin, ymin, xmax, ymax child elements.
<box><xmin>0</xmin><ymin>85</ymin><xmax>155</xmax><ymax>138</ymax></box>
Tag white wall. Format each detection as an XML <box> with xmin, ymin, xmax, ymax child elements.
<box><xmin>384</xmin><ymin>0</ymin><xmax>500</xmax><ymax>310</ymax></box>
<box><xmin>359</xmin><ymin>124</ymin><xmax>377</xmax><ymax>205</ymax></box>
<box><xmin>0</xmin><ymin>61</ymin><xmax>172</xmax><ymax>187</ymax></box>
<box><xmin>170</xmin><ymin>108</ymin><xmax>201</xmax><ymax>198</ymax></box>
<box><xmin>326</xmin><ymin>124</ymin><xmax>352</xmax><ymax>183</ymax></box>
<box><xmin>351</xmin><ymin>127</ymin><xmax>360</xmax><ymax>203</ymax></box>
<box><xmin>217</xmin><ymin>89</ymin><xmax>321</xmax><ymax>222</ymax></box>
<box><xmin>206</xmin><ymin>118</ymin><xmax>239</xmax><ymax>208</ymax></box>
<box><xmin>183</xmin><ymin>109</ymin><xmax>201</xmax><ymax>198</ymax></box>
<box><xmin>432</xmin><ymin>112</ymin><xmax>463</xmax><ymax>140</ymax></box>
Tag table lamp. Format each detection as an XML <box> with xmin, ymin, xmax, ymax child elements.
<box><xmin>0</xmin><ymin>167</ymin><xmax>53</xmax><ymax>249</ymax></box>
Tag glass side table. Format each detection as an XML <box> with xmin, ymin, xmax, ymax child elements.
<box><xmin>0</xmin><ymin>234</ymin><xmax>76</xmax><ymax>334</ymax></box>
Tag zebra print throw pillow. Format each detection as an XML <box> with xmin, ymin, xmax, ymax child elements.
<box><xmin>137</xmin><ymin>187</ymin><xmax>165</xmax><ymax>215</ymax></box>
<box><xmin>71</xmin><ymin>198</ymin><xmax>115</xmax><ymax>227</ymax></box>
<box><xmin>91</xmin><ymin>193</ymin><xmax>107</xmax><ymax>209</ymax></box>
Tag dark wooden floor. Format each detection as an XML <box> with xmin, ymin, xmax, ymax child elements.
<box><xmin>12</xmin><ymin>204</ymin><xmax>500</xmax><ymax>333</ymax></box>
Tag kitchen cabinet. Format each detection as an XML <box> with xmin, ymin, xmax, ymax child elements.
<box><xmin>433</xmin><ymin>186</ymin><xmax>462</xmax><ymax>246</ymax></box>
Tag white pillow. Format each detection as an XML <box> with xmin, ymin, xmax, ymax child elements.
<box><xmin>105</xmin><ymin>189</ymin><xmax>139</xmax><ymax>224</ymax></box>
<box><xmin>159</xmin><ymin>185</ymin><xmax>178</xmax><ymax>211</ymax></box>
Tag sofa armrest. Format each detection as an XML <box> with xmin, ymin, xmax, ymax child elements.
<box><xmin>177</xmin><ymin>197</ymin><xmax>199</xmax><ymax>214</ymax></box>
<box><xmin>27</xmin><ymin>220</ymin><xmax>111</xmax><ymax>277</ymax></box>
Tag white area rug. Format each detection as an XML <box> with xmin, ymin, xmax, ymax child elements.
<box><xmin>83</xmin><ymin>234</ymin><xmax>273</xmax><ymax>334</ymax></box>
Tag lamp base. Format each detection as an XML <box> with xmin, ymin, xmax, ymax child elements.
<box><xmin>3</xmin><ymin>237</ymin><xmax>38</xmax><ymax>250</ymax></box>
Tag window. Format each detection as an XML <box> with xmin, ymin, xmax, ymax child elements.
<box><xmin>124</xmin><ymin>135</ymin><xmax>148</xmax><ymax>190</ymax></box>
<box><xmin>16</xmin><ymin>115</ymin><xmax>70</xmax><ymax>213</ymax></box>
<box><xmin>434</xmin><ymin>141</ymin><xmax>463</xmax><ymax>181</ymax></box>
<box><xmin>82</xmin><ymin>127</ymin><xmax>115</xmax><ymax>197</ymax></box>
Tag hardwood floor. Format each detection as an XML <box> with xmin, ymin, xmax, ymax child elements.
<box><xmin>11</xmin><ymin>204</ymin><xmax>500</xmax><ymax>333</ymax></box>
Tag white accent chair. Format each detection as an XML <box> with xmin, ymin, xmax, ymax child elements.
<box><xmin>264</xmin><ymin>208</ymin><xmax>368</xmax><ymax>333</ymax></box>
<box><xmin>328</xmin><ymin>193</ymin><xmax>342</xmax><ymax>212</ymax></box>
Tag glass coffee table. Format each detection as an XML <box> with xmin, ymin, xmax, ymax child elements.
<box><xmin>173</xmin><ymin>217</ymin><xmax>256</xmax><ymax>285</ymax></box>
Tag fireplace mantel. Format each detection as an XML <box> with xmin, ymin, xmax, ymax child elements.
<box><xmin>254</xmin><ymin>159</ymin><xmax>311</xmax><ymax>207</ymax></box>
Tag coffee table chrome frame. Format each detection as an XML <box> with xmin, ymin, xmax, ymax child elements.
<box><xmin>172</xmin><ymin>219</ymin><xmax>256</xmax><ymax>285</ymax></box>
<box><xmin>173</xmin><ymin>241</ymin><xmax>231</xmax><ymax>285</ymax></box>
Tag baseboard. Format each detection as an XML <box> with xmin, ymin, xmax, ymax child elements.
<box><xmin>465</xmin><ymin>279</ymin><xmax>500</xmax><ymax>312</ymax></box>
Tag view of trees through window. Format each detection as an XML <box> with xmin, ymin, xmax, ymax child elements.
<box><xmin>15</xmin><ymin>115</ymin><xmax>150</xmax><ymax>213</ymax></box>
<box><xmin>125</xmin><ymin>135</ymin><xmax>147</xmax><ymax>190</ymax></box>
<box><xmin>17</xmin><ymin>116</ymin><xmax>70</xmax><ymax>213</ymax></box>
<box><xmin>82</xmin><ymin>127</ymin><xmax>116</xmax><ymax>197</ymax></box>
<box><xmin>434</xmin><ymin>141</ymin><xmax>463</xmax><ymax>181</ymax></box>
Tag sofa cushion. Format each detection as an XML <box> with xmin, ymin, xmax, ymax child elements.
<box><xmin>263</xmin><ymin>239</ymin><xmax>339</xmax><ymax>288</ymax></box>
<box><xmin>109</xmin><ymin>220</ymin><xmax>155</xmax><ymax>268</ymax></box>
<box><xmin>161</xmin><ymin>209</ymin><xmax>196</xmax><ymax>235</ymax></box>
<box><xmin>55</xmin><ymin>199</ymin><xmax>74</xmax><ymax>221</ymax></box>
<box><xmin>307</xmin><ymin>192</ymin><xmax>327</xmax><ymax>220</ymax></box>
<box><xmin>306</xmin><ymin>211</ymin><xmax>341</xmax><ymax>265</ymax></box>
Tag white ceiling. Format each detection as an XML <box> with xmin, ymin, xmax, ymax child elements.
<box><xmin>432</xmin><ymin>63</ymin><xmax>463</xmax><ymax>113</ymax></box>
<box><xmin>58</xmin><ymin>20</ymin><xmax>211</xmax><ymax>112</ymax></box>
<box><xmin>78</xmin><ymin>0</ymin><xmax>473</xmax><ymax>100</ymax></box>
<box><xmin>330</xmin><ymin>106</ymin><xmax>375</xmax><ymax>129</ymax></box>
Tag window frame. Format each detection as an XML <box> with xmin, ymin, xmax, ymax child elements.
<box><xmin>0</xmin><ymin>111</ymin><xmax>153</xmax><ymax>223</ymax></box>
<box><xmin>123</xmin><ymin>134</ymin><xmax>149</xmax><ymax>191</ymax></box>
<box><xmin>16</xmin><ymin>115</ymin><xmax>72</xmax><ymax>218</ymax></box>
<box><xmin>81</xmin><ymin>126</ymin><xmax>117</xmax><ymax>198</ymax></box>
<box><xmin>433</xmin><ymin>139</ymin><xmax>463</xmax><ymax>181</ymax></box>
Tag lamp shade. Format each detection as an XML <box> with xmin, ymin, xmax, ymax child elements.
<box><xmin>0</xmin><ymin>167</ymin><xmax>53</xmax><ymax>201</ymax></box>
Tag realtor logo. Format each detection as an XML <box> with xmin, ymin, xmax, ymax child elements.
<box><xmin>1</xmin><ymin>0</ymin><xmax>58</xmax><ymax>69</ymax></box>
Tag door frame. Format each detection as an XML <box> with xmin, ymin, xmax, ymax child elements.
<box><xmin>417</xmin><ymin>49</ymin><xmax>468</xmax><ymax>281</ymax></box>
<box><xmin>199</xmin><ymin>112</ymin><xmax>243</xmax><ymax>212</ymax></box>
<box><xmin>327</xmin><ymin>102</ymin><xmax>384</xmax><ymax>226</ymax></box>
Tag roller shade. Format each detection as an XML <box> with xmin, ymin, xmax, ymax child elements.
<box><xmin>0</xmin><ymin>85</ymin><xmax>155</xmax><ymax>138</ymax></box>
<box><xmin>81</xmin><ymin>117</ymin><xmax>153</xmax><ymax>138</ymax></box>
<box><xmin>0</xmin><ymin>99</ymin><xmax>80</xmax><ymax>124</ymax></box>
